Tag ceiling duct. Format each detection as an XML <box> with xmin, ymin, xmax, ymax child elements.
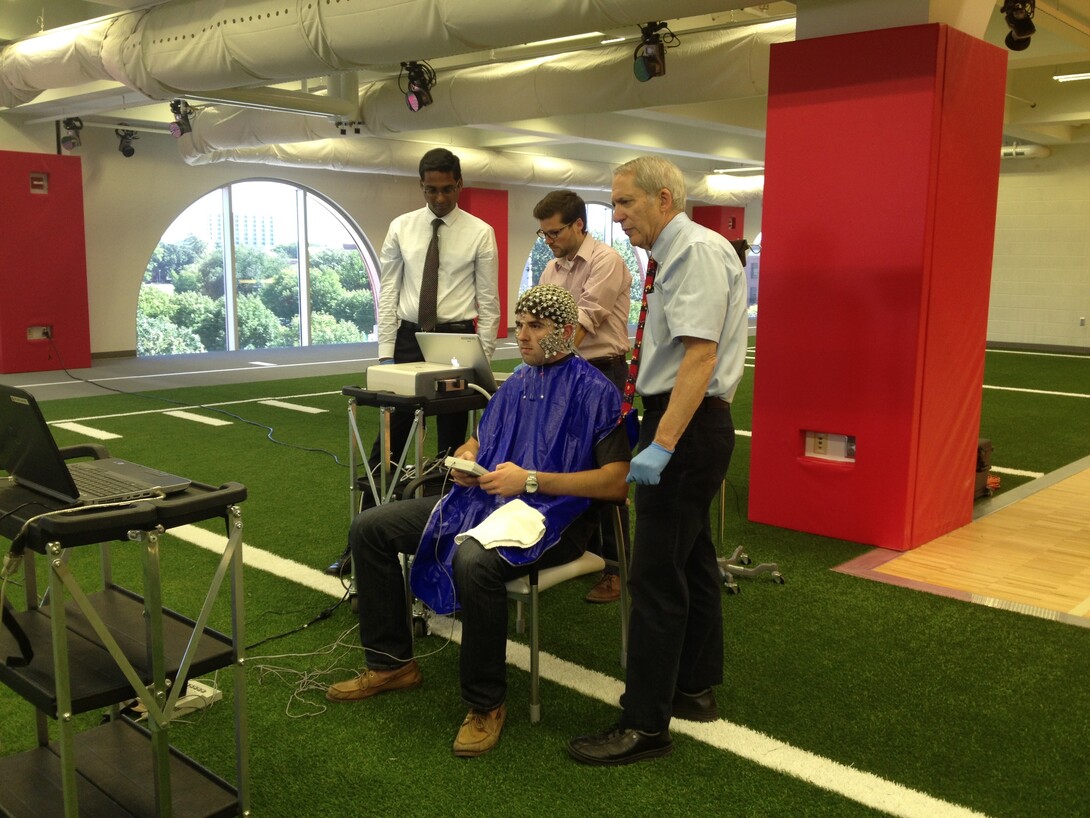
<box><xmin>0</xmin><ymin>0</ymin><xmax>760</xmax><ymax>109</ymax></box>
<box><xmin>183</xmin><ymin>22</ymin><xmax>793</xmax><ymax>151</ymax></box>
<box><xmin>181</xmin><ymin>136</ymin><xmax>766</xmax><ymax>206</ymax></box>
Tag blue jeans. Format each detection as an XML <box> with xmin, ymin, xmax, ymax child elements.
<box><xmin>619</xmin><ymin>401</ymin><xmax>734</xmax><ymax>732</ymax></box>
<box><xmin>350</xmin><ymin>495</ymin><xmax>592</xmax><ymax>710</ymax></box>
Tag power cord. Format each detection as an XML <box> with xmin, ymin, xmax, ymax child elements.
<box><xmin>246</xmin><ymin>592</ymin><xmax>348</xmax><ymax>652</ymax></box>
<box><xmin>465</xmin><ymin>382</ymin><xmax>494</xmax><ymax>401</ymax></box>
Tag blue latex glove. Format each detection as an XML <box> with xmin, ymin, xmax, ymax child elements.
<box><xmin>378</xmin><ymin>358</ymin><xmax>396</xmax><ymax>365</ymax></box>
<box><xmin>627</xmin><ymin>442</ymin><xmax>674</xmax><ymax>485</ymax></box>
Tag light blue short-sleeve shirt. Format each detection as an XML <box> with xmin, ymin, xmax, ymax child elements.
<box><xmin>636</xmin><ymin>213</ymin><xmax>748</xmax><ymax>401</ymax></box>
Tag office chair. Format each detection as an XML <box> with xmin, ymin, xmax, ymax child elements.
<box><xmin>506</xmin><ymin>501</ymin><xmax>628</xmax><ymax>723</ymax></box>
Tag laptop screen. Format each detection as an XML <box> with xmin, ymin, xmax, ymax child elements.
<box><xmin>415</xmin><ymin>333</ymin><xmax>498</xmax><ymax>393</ymax></box>
<box><xmin>0</xmin><ymin>384</ymin><xmax>192</xmax><ymax>505</ymax></box>
<box><xmin>0</xmin><ymin>384</ymin><xmax>81</xmax><ymax>502</ymax></box>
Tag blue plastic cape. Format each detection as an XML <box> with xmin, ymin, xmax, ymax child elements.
<box><xmin>410</xmin><ymin>356</ymin><xmax>620</xmax><ymax>614</ymax></box>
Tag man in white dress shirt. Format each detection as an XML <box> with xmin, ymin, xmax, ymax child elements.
<box><xmin>373</xmin><ymin>148</ymin><xmax>500</xmax><ymax>464</ymax></box>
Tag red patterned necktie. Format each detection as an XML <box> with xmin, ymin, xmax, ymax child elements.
<box><xmin>619</xmin><ymin>257</ymin><xmax>658</xmax><ymax>421</ymax></box>
<box><xmin>418</xmin><ymin>218</ymin><xmax>442</xmax><ymax>331</ymax></box>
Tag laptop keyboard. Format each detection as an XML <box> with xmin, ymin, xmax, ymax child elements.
<box><xmin>69</xmin><ymin>465</ymin><xmax>152</xmax><ymax>498</ymax></box>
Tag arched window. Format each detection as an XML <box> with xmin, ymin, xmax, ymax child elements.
<box><xmin>137</xmin><ymin>180</ymin><xmax>379</xmax><ymax>355</ymax></box>
<box><xmin>520</xmin><ymin>201</ymin><xmax>647</xmax><ymax>324</ymax></box>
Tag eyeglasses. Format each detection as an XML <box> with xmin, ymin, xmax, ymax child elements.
<box><xmin>536</xmin><ymin>223</ymin><xmax>572</xmax><ymax>241</ymax></box>
<box><xmin>422</xmin><ymin>185</ymin><xmax>460</xmax><ymax>197</ymax></box>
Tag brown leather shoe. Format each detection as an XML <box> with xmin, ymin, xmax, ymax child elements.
<box><xmin>584</xmin><ymin>572</ymin><xmax>621</xmax><ymax>604</ymax></box>
<box><xmin>325</xmin><ymin>661</ymin><xmax>422</xmax><ymax>702</ymax></box>
<box><xmin>452</xmin><ymin>703</ymin><xmax>506</xmax><ymax>757</ymax></box>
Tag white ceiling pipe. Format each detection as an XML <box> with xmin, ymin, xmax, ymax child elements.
<box><xmin>359</xmin><ymin>22</ymin><xmax>791</xmax><ymax>137</ymax></box>
<box><xmin>179</xmin><ymin>138</ymin><xmax>1048</xmax><ymax>205</ymax></box>
<box><xmin>0</xmin><ymin>18</ymin><xmax>119</xmax><ymax>108</ymax></box>
<box><xmin>179</xmin><ymin>136</ymin><xmax>766</xmax><ymax>206</ymax></box>
<box><xmin>183</xmin><ymin>21</ymin><xmax>794</xmax><ymax>152</ymax></box>
<box><xmin>0</xmin><ymin>0</ymin><xmax>756</xmax><ymax>109</ymax></box>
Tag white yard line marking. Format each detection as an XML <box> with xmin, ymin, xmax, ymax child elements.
<box><xmin>258</xmin><ymin>400</ymin><xmax>327</xmax><ymax>414</ymax></box>
<box><xmin>52</xmin><ymin>391</ymin><xmax>342</xmax><ymax>424</ymax></box>
<box><xmin>166</xmin><ymin>525</ymin><xmax>988</xmax><ymax>818</ymax></box>
<box><xmin>249</xmin><ymin>361</ymin><xmax>277</xmax><ymax>367</ymax></box>
<box><xmin>988</xmin><ymin>349</ymin><xmax>1090</xmax><ymax>360</ymax></box>
<box><xmin>163</xmin><ymin>410</ymin><xmax>233</xmax><ymax>426</ymax></box>
<box><xmin>19</xmin><ymin>358</ymin><xmax>380</xmax><ymax>390</ymax></box>
<box><xmin>983</xmin><ymin>384</ymin><xmax>1090</xmax><ymax>399</ymax></box>
<box><xmin>990</xmin><ymin>465</ymin><xmax>1045</xmax><ymax>478</ymax></box>
<box><xmin>167</xmin><ymin>524</ymin><xmax>346</xmax><ymax>598</ymax></box>
<box><xmin>50</xmin><ymin>421</ymin><xmax>122</xmax><ymax>440</ymax></box>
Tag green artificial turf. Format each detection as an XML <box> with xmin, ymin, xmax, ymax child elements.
<box><xmin>1</xmin><ymin>348</ymin><xmax>1087</xmax><ymax>816</ymax></box>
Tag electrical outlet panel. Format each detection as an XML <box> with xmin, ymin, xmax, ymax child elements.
<box><xmin>804</xmin><ymin>430</ymin><xmax>856</xmax><ymax>462</ymax></box>
<box><xmin>26</xmin><ymin>325</ymin><xmax>52</xmax><ymax>340</ymax></box>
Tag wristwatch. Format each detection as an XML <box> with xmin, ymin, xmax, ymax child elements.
<box><xmin>525</xmin><ymin>470</ymin><xmax>539</xmax><ymax>494</ymax></box>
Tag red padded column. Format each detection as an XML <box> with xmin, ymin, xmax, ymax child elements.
<box><xmin>748</xmin><ymin>25</ymin><xmax>1005</xmax><ymax>550</ymax></box>
<box><xmin>0</xmin><ymin>150</ymin><xmax>91</xmax><ymax>373</ymax></box>
<box><xmin>459</xmin><ymin>187</ymin><xmax>509</xmax><ymax>339</ymax></box>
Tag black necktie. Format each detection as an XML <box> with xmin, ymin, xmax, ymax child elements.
<box><xmin>418</xmin><ymin>218</ymin><xmax>442</xmax><ymax>331</ymax></box>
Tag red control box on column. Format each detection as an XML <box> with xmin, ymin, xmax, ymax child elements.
<box><xmin>748</xmin><ymin>25</ymin><xmax>1005</xmax><ymax>550</ymax></box>
<box><xmin>0</xmin><ymin>150</ymin><xmax>91</xmax><ymax>373</ymax></box>
<box><xmin>693</xmin><ymin>206</ymin><xmax>745</xmax><ymax>241</ymax></box>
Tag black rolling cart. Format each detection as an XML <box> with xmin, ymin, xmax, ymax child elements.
<box><xmin>0</xmin><ymin>471</ymin><xmax>249</xmax><ymax>817</ymax></box>
<box><xmin>341</xmin><ymin>386</ymin><xmax>488</xmax><ymax>519</ymax></box>
<box><xmin>341</xmin><ymin>387</ymin><xmax>488</xmax><ymax>623</ymax></box>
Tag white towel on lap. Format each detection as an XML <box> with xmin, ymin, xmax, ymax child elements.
<box><xmin>455</xmin><ymin>499</ymin><xmax>546</xmax><ymax>550</ymax></box>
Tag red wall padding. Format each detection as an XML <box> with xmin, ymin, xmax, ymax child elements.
<box><xmin>459</xmin><ymin>187</ymin><xmax>509</xmax><ymax>339</ymax></box>
<box><xmin>0</xmin><ymin>150</ymin><xmax>91</xmax><ymax>373</ymax></box>
<box><xmin>748</xmin><ymin>25</ymin><xmax>1006</xmax><ymax>550</ymax></box>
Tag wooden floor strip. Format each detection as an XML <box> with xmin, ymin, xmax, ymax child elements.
<box><xmin>836</xmin><ymin>465</ymin><xmax>1090</xmax><ymax>628</ymax></box>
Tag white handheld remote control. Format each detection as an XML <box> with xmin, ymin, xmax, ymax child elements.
<box><xmin>443</xmin><ymin>455</ymin><xmax>488</xmax><ymax>477</ymax></box>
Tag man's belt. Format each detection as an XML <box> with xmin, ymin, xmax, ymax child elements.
<box><xmin>585</xmin><ymin>353</ymin><xmax>628</xmax><ymax>365</ymax></box>
<box><xmin>641</xmin><ymin>393</ymin><xmax>730</xmax><ymax>413</ymax></box>
<box><xmin>399</xmin><ymin>319</ymin><xmax>475</xmax><ymax>333</ymax></box>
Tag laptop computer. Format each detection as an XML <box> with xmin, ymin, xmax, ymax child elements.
<box><xmin>415</xmin><ymin>332</ymin><xmax>499</xmax><ymax>394</ymax></box>
<box><xmin>0</xmin><ymin>384</ymin><xmax>191</xmax><ymax>506</ymax></box>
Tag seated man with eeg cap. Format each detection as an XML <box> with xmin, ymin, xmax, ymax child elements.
<box><xmin>325</xmin><ymin>284</ymin><xmax>631</xmax><ymax>757</ymax></box>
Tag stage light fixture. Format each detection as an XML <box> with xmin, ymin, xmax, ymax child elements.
<box><xmin>400</xmin><ymin>61</ymin><xmax>436</xmax><ymax>112</ymax></box>
<box><xmin>116</xmin><ymin>128</ymin><xmax>138</xmax><ymax>158</ymax></box>
<box><xmin>60</xmin><ymin>117</ymin><xmax>83</xmax><ymax>151</ymax></box>
<box><xmin>633</xmin><ymin>22</ymin><xmax>675</xmax><ymax>82</ymax></box>
<box><xmin>169</xmin><ymin>99</ymin><xmax>193</xmax><ymax>137</ymax></box>
<box><xmin>1001</xmin><ymin>1</ymin><xmax>1035</xmax><ymax>51</ymax></box>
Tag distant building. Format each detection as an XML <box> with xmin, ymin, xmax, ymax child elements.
<box><xmin>209</xmin><ymin>212</ymin><xmax>278</xmax><ymax>250</ymax></box>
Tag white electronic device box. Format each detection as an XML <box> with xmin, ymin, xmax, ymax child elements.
<box><xmin>367</xmin><ymin>362</ymin><xmax>473</xmax><ymax>398</ymax></box>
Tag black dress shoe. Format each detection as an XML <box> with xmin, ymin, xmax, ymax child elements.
<box><xmin>325</xmin><ymin>550</ymin><xmax>351</xmax><ymax>577</ymax></box>
<box><xmin>567</xmin><ymin>726</ymin><xmax>672</xmax><ymax>766</ymax></box>
<box><xmin>672</xmin><ymin>687</ymin><xmax>719</xmax><ymax>722</ymax></box>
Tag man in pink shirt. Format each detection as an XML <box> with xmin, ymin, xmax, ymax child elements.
<box><xmin>534</xmin><ymin>190</ymin><xmax>633</xmax><ymax>602</ymax></box>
